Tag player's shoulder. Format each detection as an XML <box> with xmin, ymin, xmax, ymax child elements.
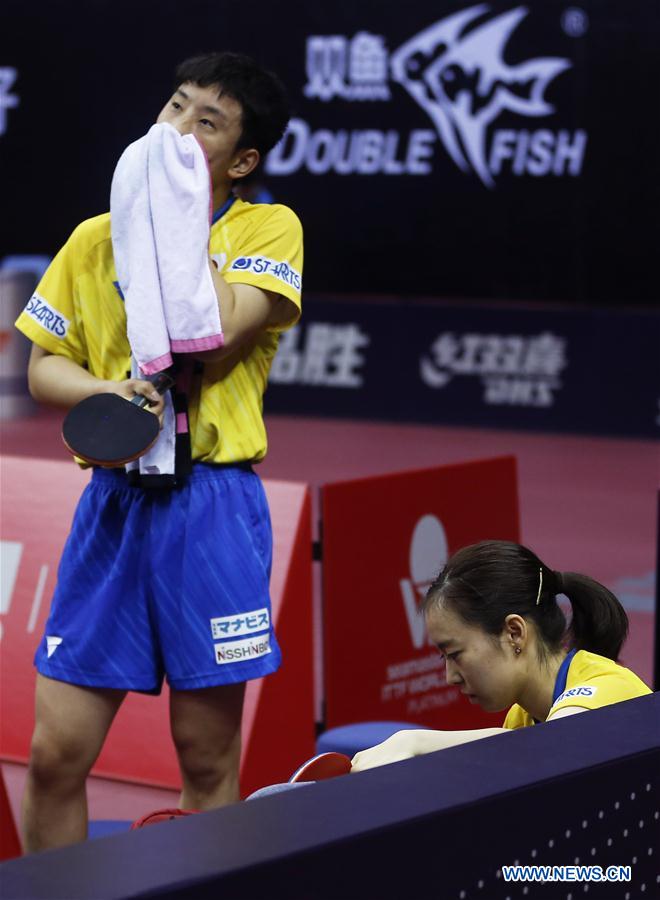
<box><xmin>265</xmin><ymin>202</ymin><xmax>302</xmax><ymax>230</ymax></box>
<box><xmin>568</xmin><ymin>650</ymin><xmax>650</xmax><ymax>697</ymax></box>
<box><xmin>230</xmin><ymin>199</ymin><xmax>302</xmax><ymax>233</ymax></box>
<box><xmin>67</xmin><ymin>213</ymin><xmax>113</xmax><ymax>259</ymax></box>
<box><xmin>570</xmin><ymin>650</ymin><xmax>623</xmax><ymax>680</ymax></box>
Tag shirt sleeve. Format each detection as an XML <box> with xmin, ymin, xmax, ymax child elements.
<box><xmin>503</xmin><ymin>704</ymin><xmax>531</xmax><ymax>729</ymax></box>
<box><xmin>546</xmin><ymin>671</ymin><xmax>650</xmax><ymax>717</ymax></box>
<box><xmin>223</xmin><ymin>204</ymin><xmax>303</xmax><ymax>332</ymax></box>
<box><xmin>14</xmin><ymin>226</ymin><xmax>88</xmax><ymax>364</ymax></box>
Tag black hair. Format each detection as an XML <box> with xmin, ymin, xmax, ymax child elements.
<box><xmin>174</xmin><ymin>52</ymin><xmax>290</xmax><ymax>159</ymax></box>
<box><xmin>421</xmin><ymin>540</ymin><xmax>629</xmax><ymax>662</ymax></box>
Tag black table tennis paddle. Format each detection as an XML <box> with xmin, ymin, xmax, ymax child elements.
<box><xmin>61</xmin><ymin>372</ymin><xmax>175</xmax><ymax>467</ymax></box>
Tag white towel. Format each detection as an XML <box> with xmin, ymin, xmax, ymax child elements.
<box><xmin>110</xmin><ymin>122</ymin><xmax>223</xmax><ymax>477</ymax></box>
<box><xmin>124</xmin><ymin>358</ymin><xmax>177</xmax><ymax>478</ymax></box>
<box><xmin>110</xmin><ymin>127</ymin><xmax>170</xmax><ymax>373</ymax></box>
<box><xmin>111</xmin><ymin>121</ymin><xmax>223</xmax><ymax>374</ymax></box>
<box><xmin>148</xmin><ymin>126</ymin><xmax>223</xmax><ymax>357</ymax></box>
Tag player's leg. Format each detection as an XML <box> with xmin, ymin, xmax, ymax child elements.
<box><xmin>22</xmin><ymin>675</ymin><xmax>126</xmax><ymax>852</ymax></box>
<box><xmin>23</xmin><ymin>470</ymin><xmax>162</xmax><ymax>851</ymax></box>
<box><xmin>154</xmin><ymin>464</ymin><xmax>281</xmax><ymax>807</ymax></box>
<box><xmin>170</xmin><ymin>682</ymin><xmax>245</xmax><ymax>809</ymax></box>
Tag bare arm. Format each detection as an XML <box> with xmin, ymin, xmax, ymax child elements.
<box><xmin>27</xmin><ymin>345</ymin><xmax>164</xmax><ymax>415</ymax></box>
<box><xmin>546</xmin><ymin>706</ymin><xmax>587</xmax><ymax>721</ymax></box>
<box><xmin>194</xmin><ymin>261</ymin><xmax>294</xmax><ymax>363</ymax></box>
<box><xmin>350</xmin><ymin>727</ymin><xmax>510</xmax><ymax>773</ymax></box>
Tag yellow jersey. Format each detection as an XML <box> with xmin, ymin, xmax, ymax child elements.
<box><xmin>504</xmin><ymin>649</ymin><xmax>651</xmax><ymax>729</ymax></box>
<box><xmin>15</xmin><ymin>198</ymin><xmax>303</xmax><ymax>464</ymax></box>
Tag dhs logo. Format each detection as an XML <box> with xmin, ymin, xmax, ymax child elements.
<box><xmin>420</xmin><ymin>331</ymin><xmax>567</xmax><ymax>408</ymax></box>
<box><xmin>267</xmin><ymin>4</ymin><xmax>587</xmax><ymax>186</ymax></box>
<box><xmin>400</xmin><ymin>515</ymin><xmax>448</xmax><ymax>649</ymax></box>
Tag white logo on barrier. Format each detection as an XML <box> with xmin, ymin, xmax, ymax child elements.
<box><xmin>0</xmin><ymin>541</ymin><xmax>23</xmax><ymax>643</ymax></box>
<box><xmin>400</xmin><ymin>515</ymin><xmax>448</xmax><ymax>649</ymax></box>
<box><xmin>0</xmin><ymin>541</ymin><xmax>22</xmax><ymax>617</ymax></box>
<box><xmin>24</xmin><ymin>293</ymin><xmax>70</xmax><ymax>339</ymax></box>
<box><xmin>210</xmin><ymin>608</ymin><xmax>270</xmax><ymax>639</ymax></box>
<box><xmin>268</xmin><ymin>5</ymin><xmax>587</xmax><ymax>185</ymax></box>
<box><xmin>46</xmin><ymin>636</ymin><xmax>63</xmax><ymax>658</ymax></box>
<box><xmin>0</xmin><ymin>67</ymin><xmax>19</xmax><ymax>135</ymax></box>
<box><xmin>269</xmin><ymin>322</ymin><xmax>370</xmax><ymax>388</ymax></box>
<box><xmin>215</xmin><ymin>634</ymin><xmax>271</xmax><ymax>665</ymax></box>
<box><xmin>380</xmin><ymin>516</ymin><xmax>455</xmax><ymax>712</ymax></box>
<box><xmin>420</xmin><ymin>331</ymin><xmax>567</xmax><ymax>408</ymax></box>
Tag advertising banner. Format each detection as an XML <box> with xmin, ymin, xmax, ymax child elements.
<box><xmin>322</xmin><ymin>456</ymin><xmax>520</xmax><ymax>729</ymax></box>
<box><xmin>2</xmin><ymin>0</ymin><xmax>658</xmax><ymax>304</ymax></box>
<box><xmin>266</xmin><ymin>296</ymin><xmax>659</xmax><ymax>438</ymax></box>
<box><xmin>0</xmin><ymin>458</ymin><xmax>315</xmax><ymax>795</ymax></box>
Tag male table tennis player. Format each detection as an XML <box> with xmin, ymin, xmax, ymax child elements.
<box><xmin>14</xmin><ymin>52</ymin><xmax>303</xmax><ymax>852</ymax></box>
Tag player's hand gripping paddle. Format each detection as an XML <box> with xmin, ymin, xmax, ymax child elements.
<box><xmin>288</xmin><ymin>752</ymin><xmax>352</xmax><ymax>783</ymax></box>
<box><xmin>61</xmin><ymin>372</ymin><xmax>175</xmax><ymax>467</ymax></box>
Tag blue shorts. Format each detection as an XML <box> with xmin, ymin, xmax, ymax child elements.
<box><xmin>35</xmin><ymin>464</ymin><xmax>281</xmax><ymax>692</ymax></box>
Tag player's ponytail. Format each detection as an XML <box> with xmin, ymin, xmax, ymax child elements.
<box><xmin>558</xmin><ymin>571</ymin><xmax>628</xmax><ymax>661</ymax></box>
<box><xmin>423</xmin><ymin>541</ymin><xmax>629</xmax><ymax>662</ymax></box>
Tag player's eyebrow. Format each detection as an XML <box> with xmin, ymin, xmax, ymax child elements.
<box><xmin>176</xmin><ymin>87</ymin><xmax>227</xmax><ymax>121</ymax></box>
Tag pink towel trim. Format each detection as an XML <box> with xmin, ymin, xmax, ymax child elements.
<box><xmin>141</xmin><ymin>352</ymin><xmax>173</xmax><ymax>376</ymax></box>
<box><xmin>176</xmin><ymin>412</ymin><xmax>189</xmax><ymax>434</ymax></box>
<box><xmin>171</xmin><ymin>334</ymin><xmax>224</xmax><ymax>353</ymax></box>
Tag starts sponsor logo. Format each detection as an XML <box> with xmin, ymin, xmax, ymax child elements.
<box><xmin>215</xmin><ymin>634</ymin><xmax>271</xmax><ymax>665</ymax></box>
<box><xmin>420</xmin><ymin>331</ymin><xmax>567</xmax><ymax>408</ymax></box>
<box><xmin>229</xmin><ymin>256</ymin><xmax>302</xmax><ymax>293</ymax></box>
<box><xmin>24</xmin><ymin>293</ymin><xmax>70</xmax><ymax>339</ymax></box>
<box><xmin>267</xmin><ymin>4</ymin><xmax>587</xmax><ymax>186</ymax></box>
<box><xmin>553</xmin><ymin>685</ymin><xmax>596</xmax><ymax>705</ymax></box>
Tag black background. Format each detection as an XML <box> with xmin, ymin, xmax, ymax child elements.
<box><xmin>2</xmin><ymin>0</ymin><xmax>658</xmax><ymax>305</ymax></box>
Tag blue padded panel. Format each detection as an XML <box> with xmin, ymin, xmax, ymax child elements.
<box><xmin>317</xmin><ymin>721</ymin><xmax>423</xmax><ymax>757</ymax></box>
<box><xmin>87</xmin><ymin>820</ymin><xmax>131</xmax><ymax>840</ymax></box>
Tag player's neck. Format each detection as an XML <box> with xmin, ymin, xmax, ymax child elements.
<box><xmin>519</xmin><ymin>649</ymin><xmax>567</xmax><ymax>723</ymax></box>
<box><xmin>212</xmin><ymin>183</ymin><xmax>234</xmax><ymax>214</ymax></box>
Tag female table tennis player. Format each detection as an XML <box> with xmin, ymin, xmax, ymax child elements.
<box><xmin>351</xmin><ymin>541</ymin><xmax>651</xmax><ymax>772</ymax></box>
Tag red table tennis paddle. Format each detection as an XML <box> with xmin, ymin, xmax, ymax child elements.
<box><xmin>61</xmin><ymin>372</ymin><xmax>175</xmax><ymax>467</ymax></box>
<box><xmin>289</xmin><ymin>752</ymin><xmax>352</xmax><ymax>783</ymax></box>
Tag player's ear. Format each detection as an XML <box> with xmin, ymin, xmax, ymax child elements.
<box><xmin>229</xmin><ymin>148</ymin><xmax>260</xmax><ymax>180</ymax></box>
<box><xmin>503</xmin><ymin>614</ymin><xmax>526</xmax><ymax>647</ymax></box>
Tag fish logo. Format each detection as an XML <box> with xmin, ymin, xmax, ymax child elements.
<box><xmin>391</xmin><ymin>5</ymin><xmax>571</xmax><ymax>187</ymax></box>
